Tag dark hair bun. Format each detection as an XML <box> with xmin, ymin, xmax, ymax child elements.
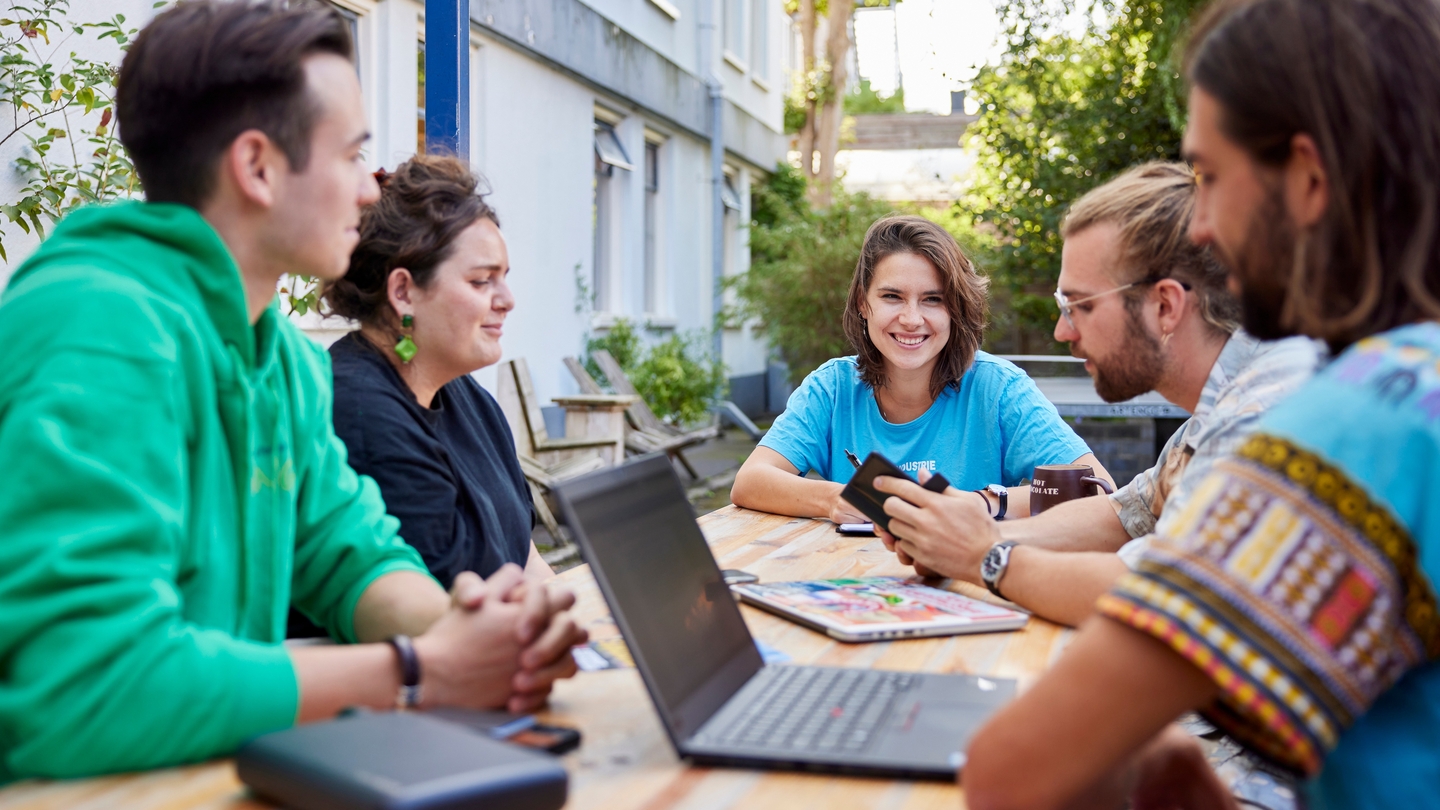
<box><xmin>324</xmin><ymin>154</ymin><xmax>499</xmax><ymax>326</ymax></box>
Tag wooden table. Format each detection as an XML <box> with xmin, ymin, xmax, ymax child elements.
<box><xmin>0</xmin><ymin>507</ymin><xmax>1073</xmax><ymax>810</ymax></box>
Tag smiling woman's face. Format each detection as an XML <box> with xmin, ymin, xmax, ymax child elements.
<box><xmin>862</xmin><ymin>251</ymin><xmax>951</xmax><ymax>376</ymax></box>
<box><xmin>406</xmin><ymin>217</ymin><xmax>514</xmax><ymax>376</ymax></box>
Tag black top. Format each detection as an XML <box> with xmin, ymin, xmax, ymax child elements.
<box><xmin>328</xmin><ymin>332</ymin><xmax>533</xmax><ymax>588</ymax></box>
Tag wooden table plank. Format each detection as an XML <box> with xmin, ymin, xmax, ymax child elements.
<box><xmin>0</xmin><ymin>506</ymin><xmax>1071</xmax><ymax>809</ymax></box>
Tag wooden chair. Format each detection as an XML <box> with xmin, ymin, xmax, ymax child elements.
<box><xmin>580</xmin><ymin>349</ymin><xmax>721</xmax><ymax>479</ymax></box>
<box><xmin>495</xmin><ymin>357</ymin><xmax>635</xmax><ymax>541</ymax></box>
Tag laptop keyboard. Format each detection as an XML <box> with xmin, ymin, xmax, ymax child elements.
<box><xmin>708</xmin><ymin>667</ymin><xmax>917</xmax><ymax>754</ymax></box>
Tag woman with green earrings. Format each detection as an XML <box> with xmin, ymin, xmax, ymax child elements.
<box><xmin>321</xmin><ymin>154</ymin><xmax>552</xmax><ymax>590</ymax></box>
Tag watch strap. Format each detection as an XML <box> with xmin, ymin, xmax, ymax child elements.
<box><xmin>989</xmin><ymin>485</ymin><xmax>1008</xmax><ymax>521</ymax></box>
<box><xmin>387</xmin><ymin>634</ymin><xmax>422</xmax><ymax>710</ymax></box>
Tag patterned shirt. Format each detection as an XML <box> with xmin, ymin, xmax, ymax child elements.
<box><xmin>1112</xmin><ymin>331</ymin><xmax>1324</xmax><ymax>567</ymax></box>
<box><xmin>1098</xmin><ymin>322</ymin><xmax>1440</xmax><ymax>809</ymax></box>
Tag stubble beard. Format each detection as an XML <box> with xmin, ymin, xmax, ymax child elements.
<box><xmin>1091</xmin><ymin>306</ymin><xmax>1166</xmax><ymax>403</ymax></box>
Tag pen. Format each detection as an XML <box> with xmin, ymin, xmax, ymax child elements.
<box><xmin>844</xmin><ymin>449</ymin><xmax>862</xmax><ymax>470</ymax></box>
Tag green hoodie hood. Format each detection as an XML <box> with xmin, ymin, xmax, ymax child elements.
<box><xmin>7</xmin><ymin>200</ymin><xmax>257</xmax><ymax>367</ymax></box>
<box><xmin>0</xmin><ymin>202</ymin><xmax>427</xmax><ymax>781</ymax></box>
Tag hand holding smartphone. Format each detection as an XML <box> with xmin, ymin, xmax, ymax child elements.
<box><xmin>839</xmin><ymin>453</ymin><xmax>949</xmax><ymax>533</ymax></box>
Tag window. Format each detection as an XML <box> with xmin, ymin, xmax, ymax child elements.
<box><xmin>723</xmin><ymin>0</ymin><xmax>746</xmax><ymax>63</ymax></box>
<box><xmin>722</xmin><ymin>170</ymin><xmax>741</xmax><ymax>300</ymax></box>
<box><xmin>720</xmin><ymin>174</ymin><xmax>742</xmax><ymax>212</ymax></box>
<box><xmin>593</xmin><ymin>122</ymin><xmax>632</xmax><ymax>313</ymax></box>
<box><xmin>643</xmin><ymin>141</ymin><xmax>661</xmax><ymax>314</ymax></box>
<box><xmin>750</xmin><ymin>0</ymin><xmax>769</xmax><ymax>81</ymax></box>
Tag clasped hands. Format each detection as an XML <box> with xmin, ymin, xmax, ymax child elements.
<box><xmin>871</xmin><ymin>470</ymin><xmax>1002</xmax><ymax>586</ymax></box>
<box><xmin>414</xmin><ymin>564</ymin><xmax>588</xmax><ymax>714</ymax></box>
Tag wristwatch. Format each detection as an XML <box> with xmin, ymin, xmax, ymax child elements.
<box><xmin>980</xmin><ymin>541</ymin><xmax>1020</xmax><ymax>600</ymax></box>
<box><xmin>978</xmin><ymin>484</ymin><xmax>1007</xmax><ymax>521</ymax></box>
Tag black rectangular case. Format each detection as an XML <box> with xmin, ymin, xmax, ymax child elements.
<box><xmin>236</xmin><ymin>711</ymin><xmax>567</xmax><ymax>810</ymax></box>
<box><xmin>840</xmin><ymin>452</ymin><xmax>949</xmax><ymax>532</ymax></box>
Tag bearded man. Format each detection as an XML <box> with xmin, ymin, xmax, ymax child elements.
<box><xmin>879</xmin><ymin>161</ymin><xmax>1322</xmax><ymax>628</ymax></box>
<box><xmin>935</xmin><ymin>0</ymin><xmax>1440</xmax><ymax>807</ymax></box>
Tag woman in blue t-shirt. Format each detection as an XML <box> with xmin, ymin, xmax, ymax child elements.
<box><xmin>731</xmin><ymin>215</ymin><xmax>1108</xmax><ymax>524</ymax></box>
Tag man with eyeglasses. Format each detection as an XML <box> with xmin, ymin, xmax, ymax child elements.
<box><xmin>875</xmin><ymin>162</ymin><xmax>1322</xmax><ymax>628</ymax></box>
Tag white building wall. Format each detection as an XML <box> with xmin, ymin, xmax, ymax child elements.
<box><xmin>470</xmin><ymin>38</ymin><xmax>598</xmax><ymax>398</ymax></box>
<box><xmin>1</xmin><ymin>0</ymin><xmax>786</xmax><ymax>409</ymax></box>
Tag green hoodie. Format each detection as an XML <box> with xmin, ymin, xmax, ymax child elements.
<box><xmin>0</xmin><ymin>202</ymin><xmax>430</xmax><ymax>781</ymax></box>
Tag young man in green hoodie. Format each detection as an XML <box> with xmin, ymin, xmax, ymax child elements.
<box><xmin>0</xmin><ymin>0</ymin><xmax>586</xmax><ymax>781</ymax></box>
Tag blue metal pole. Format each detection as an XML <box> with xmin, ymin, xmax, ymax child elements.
<box><xmin>424</xmin><ymin>0</ymin><xmax>470</xmax><ymax>158</ymax></box>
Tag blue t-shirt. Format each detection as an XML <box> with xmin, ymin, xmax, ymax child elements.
<box><xmin>759</xmin><ymin>353</ymin><xmax>1091</xmax><ymax>489</ymax></box>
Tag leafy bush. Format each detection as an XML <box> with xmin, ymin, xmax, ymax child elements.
<box><xmin>583</xmin><ymin>318</ymin><xmax>643</xmax><ymax>379</ymax></box>
<box><xmin>955</xmin><ymin>0</ymin><xmax>1204</xmax><ymax>352</ymax></box>
<box><xmin>734</xmin><ymin>163</ymin><xmax>898</xmax><ymax>385</ymax></box>
<box><xmin>585</xmin><ymin>319</ymin><xmax>725</xmax><ymax>428</ymax></box>
<box><xmin>1</xmin><ymin>1</ymin><xmax>143</xmax><ymax>263</ymax></box>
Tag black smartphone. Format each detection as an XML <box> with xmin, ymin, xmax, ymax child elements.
<box><xmin>839</xmin><ymin>452</ymin><xmax>949</xmax><ymax>533</ymax></box>
<box><xmin>423</xmin><ymin>708</ymin><xmax>583</xmax><ymax>755</ymax></box>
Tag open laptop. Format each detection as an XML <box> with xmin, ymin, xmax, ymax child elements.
<box><xmin>552</xmin><ymin>454</ymin><xmax>1016</xmax><ymax>779</ymax></box>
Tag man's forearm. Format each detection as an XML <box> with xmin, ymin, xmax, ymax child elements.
<box><xmin>292</xmin><ymin>643</ymin><xmax>401</xmax><ymax>722</ymax></box>
<box><xmin>994</xmin><ymin>547</ymin><xmax>1131</xmax><ymax>627</ymax></box>
<box><xmin>963</xmin><ymin>617</ymin><xmax>1219</xmax><ymax>810</ymax></box>
<box><xmin>999</xmin><ymin>493</ymin><xmax>1131</xmax><ymax>552</ymax></box>
<box><xmin>352</xmin><ymin>570</ymin><xmax>450</xmax><ymax>643</ymax></box>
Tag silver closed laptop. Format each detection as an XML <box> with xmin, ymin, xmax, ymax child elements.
<box><xmin>552</xmin><ymin>454</ymin><xmax>1015</xmax><ymax>779</ymax></box>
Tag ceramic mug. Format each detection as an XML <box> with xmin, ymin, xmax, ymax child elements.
<box><xmin>1029</xmin><ymin>464</ymin><xmax>1115</xmax><ymax>514</ymax></box>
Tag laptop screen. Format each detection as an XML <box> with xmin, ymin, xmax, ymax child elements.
<box><xmin>555</xmin><ymin>456</ymin><xmax>763</xmax><ymax>740</ymax></box>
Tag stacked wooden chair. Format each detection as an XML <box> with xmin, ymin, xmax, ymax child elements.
<box><xmin>495</xmin><ymin>357</ymin><xmax>634</xmax><ymax>541</ymax></box>
<box><xmin>564</xmin><ymin>350</ymin><xmax>720</xmax><ymax>479</ymax></box>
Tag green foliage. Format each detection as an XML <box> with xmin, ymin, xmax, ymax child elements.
<box><xmin>955</xmin><ymin>0</ymin><xmax>1204</xmax><ymax>352</ymax></box>
<box><xmin>629</xmin><ymin>333</ymin><xmax>728</xmax><ymax>427</ymax></box>
<box><xmin>734</xmin><ymin>164</ymin><xmax>899</xmax><ymax>384</ymax></box>
<box><xmin>844</xmin><ymin>78</ymin><xmax>905</xmax><ymax>115</ymax></box>
<box><xmin>584</xmin><ymin>318</ymin><xmax>644</xmax><ymax>381</ymax></box>
<box><xmin>783</xmin><ymin>92</ymin><xmax>807</xmax><ymax>135</ymax></box>
<box><xmin>1</xmin><ymin>1</ymin><xmax>149</xmax><ymax>263</ymax></box>
<box><xmin>585</xmin><ymin>319</ymin><xmax>727</xmax><ymax>427</ymax></box>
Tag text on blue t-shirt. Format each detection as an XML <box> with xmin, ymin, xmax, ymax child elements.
<box><xmin>759</xmin><ymin>353</ymin><xmax>1091</xmax><ymax>490</ymax></box>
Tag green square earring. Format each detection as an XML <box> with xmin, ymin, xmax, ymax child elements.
<box><xmin>394</xmin><ymin>314</ymin><xmax>418</xmax><ymax>363</ymax></box>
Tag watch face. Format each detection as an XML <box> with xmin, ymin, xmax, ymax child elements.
<box><xmin>981</xmin><ymin>546</ymin><xmax>1004</xmax><ymax>583</ymax></box>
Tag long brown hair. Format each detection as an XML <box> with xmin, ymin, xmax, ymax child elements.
<box><xmin>1185</xmin><ymin>0</ymin><xmax>1440</xmax><ymax>351</ymax></box>
<box><xmin>842</xmin><ymin>215</ymin><xmax>989</xmax><ymax>397</ymax></box>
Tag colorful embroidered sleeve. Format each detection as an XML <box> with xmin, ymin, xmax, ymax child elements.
<box><xmin>1097</xmin><ymin>432</ymin><xmax>1440</xmax><ymax>775</ymax></box>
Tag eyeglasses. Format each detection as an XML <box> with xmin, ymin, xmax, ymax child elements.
<box><xmin>1053</xmin><ymin>283</ymin><xmax>1135</xmax><ymax>329</ymax></box>
<box><xmin>1053</xmin><ymin>278</ymin><xmax>1192</xmax><ymax>329</ymax></box>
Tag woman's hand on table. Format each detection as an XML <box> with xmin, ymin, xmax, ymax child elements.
<box><xmin>873</xmin><ymin>471</ymin><xmax>1001</xmax><ymax>585</ymax></box>
<box><xmin>828</xmin><ymin>490</ymin><xmax>869</xmax><ymax>526</ymax></box>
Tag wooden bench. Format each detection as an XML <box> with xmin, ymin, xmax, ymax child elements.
<box><xmin>495</xmin><ymin>357</ymin><xmax>635</xmax><ymax>541</ymax></box>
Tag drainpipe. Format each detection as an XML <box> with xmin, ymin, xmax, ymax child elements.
<box><xmin>699</xmin><ymin>0</ymin><xmax>725</xmax><ymax>363</ymax></box>
<box><xmin>425</xmin><ymin>0</ymin><xmax>470</xmax><ymax>159</ymax></box>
